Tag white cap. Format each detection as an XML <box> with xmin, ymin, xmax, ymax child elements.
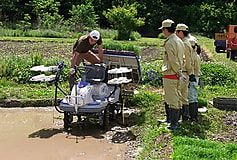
<box><xmin>90</xmin><ymin>30</ymin><xmax>100</xmax><ymax>40</ymax></box>
<box><xmin>189</xmin><ymin>35</ymin><xmax>197</xmax><ymax>46</ymax></box>
<box><xmin>176</xmin><ymin>23</ymin><xmax>189</xmax><ymax>31</ymax></box>
<box><xmin>159</xmin><ymin>19</ymin><xmax>174</xmax><ymax>29</ymax></box>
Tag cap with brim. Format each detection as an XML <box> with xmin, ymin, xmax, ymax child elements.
<box><xmin>189</xmin><ymin>35</ymin><xmax>198</xmax><ymax>46</ymax></box>
<box><xmin>90</xmin><ymin>30</ymin><xmax>100</xmax><ymax>40</ymax></box>
<box><xmin>189</xmin><ymin>38</ymin><xmax>196</xmax><ymax>46</ymax></box>
<box><xmin>176</xmin><ymin>24</ymin><xmax>189</xmax><ymax>31</ymax></box>
<box><xmin>159</xmin><ymin>19</ymin><xmax>174</xmax><ymax>29</ymax></box>
<box><xmin>189</xmin><ymin>35</ymin><xmax>197</xmax><ymax>43</ymax></box>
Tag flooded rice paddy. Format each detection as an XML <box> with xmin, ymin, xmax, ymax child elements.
<box><xmin>0</xmin><ymin>107</ymin><xmax>127</xmax><ymax>160</ymax></box>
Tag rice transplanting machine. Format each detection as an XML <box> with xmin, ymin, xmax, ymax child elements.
<box><xmin>30</xmin><ymin>49</ymin><xmax>142</xmax><ymax>130</ymax></box>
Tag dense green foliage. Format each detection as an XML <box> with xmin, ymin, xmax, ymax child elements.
<box><xmin>103</xmin><ymin>3</ymin><xmax>145</xmax><ymax>40</ymax></box>
<box><xmin>0</xmin><ymin>0</ymin><xmax>236</xmax><ymax>37</ymax></box>
<box><xmin>66</xmin><ymin>2</ymin><xmax>99</xmax><ymax>32</ymax></box>
<box><xmin>200</xmin><ymin>62</ymin><xmax>237</xmax><ymax>86</ymax></box>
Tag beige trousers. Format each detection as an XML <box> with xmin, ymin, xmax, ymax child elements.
<box><xmin>163</xmin><ymin>78</ymin><xmax>182</xmax><ymax>109</ymax></box>
<box><xmin>180</xmin><ymin>72</ymin><xmax>189</xmax><ymax>105</ymax></box>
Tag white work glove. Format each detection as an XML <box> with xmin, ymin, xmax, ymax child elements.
<box><xmin>179</xmin><ymin>74</ymin><xmax>187</xmax><ymax>83</ymax></box>
<box><xmin>69</xmin><ymin>68</ymin><xmax>76</xmax><ymax>75</ymax></box>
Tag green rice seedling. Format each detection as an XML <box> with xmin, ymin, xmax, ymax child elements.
<box><xmin>174</xmin><ymin>136</ymin><xmax>223</xmax><ymax>149</ymax></box>
<box><xmin>226</xmin><ymin>143</ymin><xmax>237</xmax><ymax>160</ymax></box>
<box><xmin>173</xmin><ymin>136</ymin><xmax>233</xmax><ymax>160</ymax></box>
<box><xmin>173</xmin><ymin>144</ymin><xmax>228</xmax><ymax>160</ymax></box>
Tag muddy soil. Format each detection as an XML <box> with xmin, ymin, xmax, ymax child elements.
<box><xmin>0</xmin><ymin>107</ymin><xmax>128</xmax><ymax>160</ymax></box>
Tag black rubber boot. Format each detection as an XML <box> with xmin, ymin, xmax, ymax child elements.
<box><xmin>167</xmin><ymin>108</ymin><xmax>180</xmax><ymax>130</ymax></box>
<box><xmin>193</xmin><ymin>102</ymin><xmax>199</xmax><ymax>122</ymax></box>
<box><xmin>158</xmin><ymin>102</ymin><xmax>170</xmax><ymax>123</ymax></box>
<box><xmin>189</xmin><ymin>102</ymin><xmax>198</xmax><ymax>122</ymax></box>
<box><xmin>182</xmin><ymin>105</ymin><xmax>189</xmax><ymax>122</ymax></box>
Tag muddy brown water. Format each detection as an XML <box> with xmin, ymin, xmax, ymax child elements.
<box><xmin>0</xmin><ymin>107</ymin><xmax>127</xmax><ymax>160</ymax></box>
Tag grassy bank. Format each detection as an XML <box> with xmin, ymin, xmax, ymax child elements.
<box><xmin>133</xmin><ymin>35</ymin><xmax>237</xmax><ymax>159</ymax></box>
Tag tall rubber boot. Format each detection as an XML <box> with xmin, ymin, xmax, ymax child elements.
<box><xmin>158</xmin><ymin>102</ymin><xmax>170</xmax><ymax>123</ymax></box>
<box><xmin>189</xmin><ymin>102</ymin><xmax>197</xmax><ymax>122</ymax></box>
<box><xmin>193</xmin><ymin>102</ymin><xmax>199</xmax><ymax>122</ymax></box>
<box><xmin>182</xmin><ymin>105</ymin><xmax>189</xmax><ymax>122</ymax></box>
<box><xmin>167</xmin><ymin>108</ymin><xmax>180</xmax><ymax>130</ymax></box>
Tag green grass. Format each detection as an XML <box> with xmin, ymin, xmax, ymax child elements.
<box><xmin>0</xmin><ymin>36</ymin><xmax>76</xmax><ymax>43</ymax></box>
<box><xmin>199</xmin><ymin>85</ymin><xmax>237</xmax><ymax>100</ymax></box>
<box><xmin>0</xmin><ymin>78</ymin><xmax>67</xmax><ymax>99</ymax></box>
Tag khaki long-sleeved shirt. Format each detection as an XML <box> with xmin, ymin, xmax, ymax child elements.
<box><xmin>182</xmin><ymin>37</ymin><xmax>194</xmax><ymax>75</ymax></box>
<box><xmin>162</xmin><ymin>33</ymin><xmax>185</xmax><ymax>77</ymax></box>
<box><xmin>192</xmin><ymin>49</ymin><xmax>202</xmax><ymax>76</ymax></box>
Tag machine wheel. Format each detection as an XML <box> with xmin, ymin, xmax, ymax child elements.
<box><xmin>227</xmin><ymin>52</ymin><xmax>230</xmax><ymax>58</ymax></box>
<box><xmin>215</xmin><ymin>46</ymin><xmax>221</xmax><ymax>53</ymax></box>
<box><xmin>230</xmin><ymin>51</ymin><xmax>236</xmax><ymax>60</ymax></box>
<box><xmin>103</xmin><ymin>106</ymin><xmax>110</xmax><ymax>130</ymax></box>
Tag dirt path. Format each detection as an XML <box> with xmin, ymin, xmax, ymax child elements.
<box><xmin>0</xmin><ymin>107</ymin><xmax>127</xmax><ymax>160</ymax></box>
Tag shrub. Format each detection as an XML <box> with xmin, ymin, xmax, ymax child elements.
<box><xmin>97</xmin><ymin>29</ymin><xmax>116</xmax><ymax>39</ymax></box>
<box><xmin>103</xmin><ymin>3</ymin><xmax>145</xmax><ymax>40</ymax></box>
<box><xmin>67</xmin><ymin>3</ymin><xmax>99</xmax><ymax>32</ymax></box>
<box><xmin>200</xmin><ymin>62</ymin><xmax>237</xmax><ymax>86</ymax></box>
<box><xmin>158</xmin><ymin>32</ymin><xmax>166</xmax><ymax>39</ymax></box>
<box><xmin>130</xmin><ymin>31</ymin><xmax>142</xmax><ymax>40</ymax></box>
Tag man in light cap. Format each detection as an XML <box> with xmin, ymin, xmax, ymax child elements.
<box><xmin>158</xmin><ymin>19</ymin><xmax>186</xmax><ymax>130</ymax></box>
<box><xmin>69</xmin><ymin>30</ymin><xmax>103</xmax><ymax>90</ymax></box>
<box><xmin>176</xmin><ymin>23</ymin><xmax>196</xmax><ymax>122</ymax></box>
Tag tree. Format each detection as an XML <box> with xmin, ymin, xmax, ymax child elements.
<box><xmin>103</xmin><ymin>3</ymin><xmax>145</xmax><ymax>40</ymax></box>
<box><xmin>16</xmin><ymin>14</ymin><xmax>32</xmax><ymax>31</ymax></box>
<box><xmin>66</xmin><ymin>2</ymin><xmax>99</xmax><ymax>32</ymax></box>
<box><xmin>0</xmin><ymin>0</ymin><xmax>26</xmax><ymax>22</ymax></box>
<box><xmin>197</xmin><ymin>1</ymin><xmax>237</xmax><ymax>37</ymax></box>
<box><xmin>27</xmin><ymin>0</ymin><xmax>62</xmax><ymax>29</ymax></box>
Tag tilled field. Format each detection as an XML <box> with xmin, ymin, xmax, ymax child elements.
<box><xmin>0</xmin><ymin>41</ymin><xmax>72</xmax><ymax>59</ymax></box>
<box><xmin>1</xmin><ymin>41</ymin><xmax>211</xmax><ymax>62</ymax></box>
